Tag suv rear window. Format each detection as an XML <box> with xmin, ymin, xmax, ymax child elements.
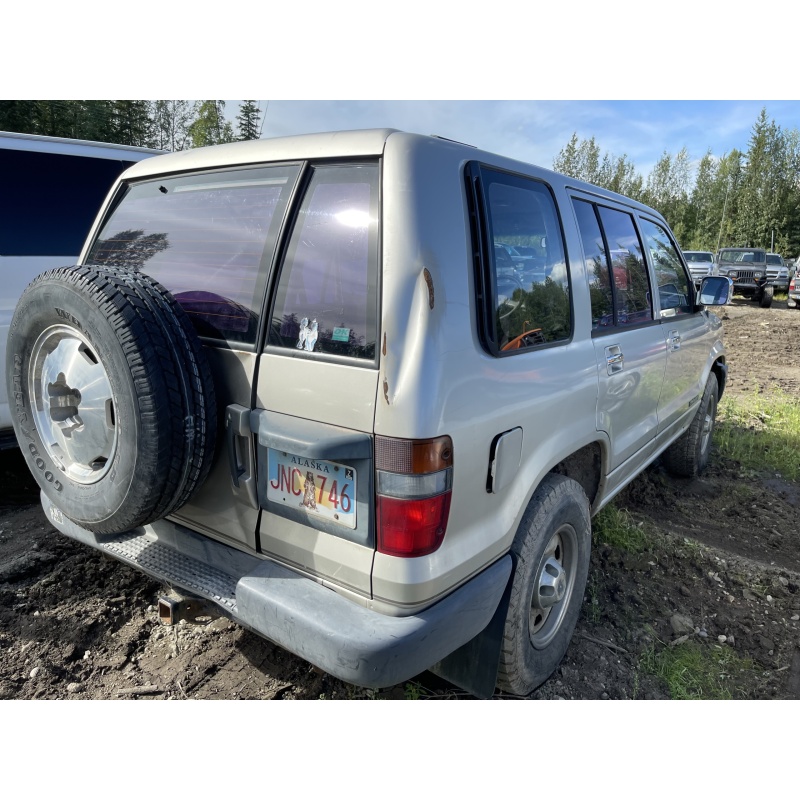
<box><xmin>86</xmin><ymin>164</ymin><xmax>301</xmax><ymax>345</ymax></box>
<box><xmin>267</xmin><ymin>164</ymin><xmax>379</xmax><ymax>361</ymax></box>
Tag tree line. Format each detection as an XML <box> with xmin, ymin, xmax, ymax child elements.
<box><xmin>4</xmin><ymin>101</ymin><xmax>797</xmax><ymax>257</ymax></box>
<box><xmin>553</xmin><ymin>108</ymin><xmax>800</xmax><ymax>258</ymax></box>
<box><xmin>0</xmin><ymin>100</ymin><xmax>263</xmax><ymax>151</ymax></box>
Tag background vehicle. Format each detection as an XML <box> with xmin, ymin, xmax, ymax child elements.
<box><xmin>715</xmin><ymin>247</ymin><xmax>773</xmax><ymax>307</ymax></box>
<box><xmin>788</xmin><ymin>274</ymin><xmax>800</xmax><ymax>308</ymax></box>
<box><xmin>682</xmin><ymin>250</ymin><xmax>716</xmax><ymax>287</ymax></box>
<box><xmin>0</xmin><ymin>131</ymin><xmax>161</xmax><ymax>447</ymax></box>
<box><xmin>765</xmin><ymin>253</ymin><xmax>790</xmax><ymax>292</ymax></box>
<box><xmin>6</xmin><ymin>130</ymin><xmax>731</xmax><ymax>698</ymax></box>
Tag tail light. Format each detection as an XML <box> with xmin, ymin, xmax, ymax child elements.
<box><xmin>791</xmin><ymin>277</ymin><xmax>796</xmax><ymax>292</ymax></box>
<box><xmin>375</xmin><ymin>435</ymin><xmax>453</xmax><ymax>557</ymax></box>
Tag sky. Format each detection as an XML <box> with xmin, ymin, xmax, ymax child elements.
<box><xmin>10</xmin><ymin>2</ymin><xmax>798</xmax><ymax>186</ymax></box>
<box><xmin>226</xmin><ymin>100</ymin><xmax>800</xmax><ymax>179</ymax></box>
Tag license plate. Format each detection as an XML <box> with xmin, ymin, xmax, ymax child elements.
<box><xmin>267</xmin><ymin>449</ymin><xmax>357</xmax><ymax>529</ymax></box>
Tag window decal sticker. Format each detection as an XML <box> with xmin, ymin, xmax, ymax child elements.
<box><xmin>332</xmin><ymin>326</ymin><xmax>351</xmax><ymax>343</ymax></box>
<box><xmin>297</xmin><ymin>317</ymin><xmax>319</xmax><ymax>351</ymax></box>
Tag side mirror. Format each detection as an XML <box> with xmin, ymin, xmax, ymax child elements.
<box><xmin>699</xmin><ymin>275</ymin><xmax>733</xmax><ymax>306</ymax></box>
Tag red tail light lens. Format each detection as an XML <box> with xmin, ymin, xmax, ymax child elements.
<box><xmin>377</xmin><ymin>494</ymin><xmax>452</xmax><ymax>557</ymax></box>
<box><xmin>375</xmin><ymin>435</ymin><xmax>453</xmax><ymax>558</ymax></box>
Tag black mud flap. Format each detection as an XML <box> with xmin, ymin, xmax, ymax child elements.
<box><xmin>428</xmin><ymin>563</ymin><xmax>514</xmax><ymax>699</ymax></box>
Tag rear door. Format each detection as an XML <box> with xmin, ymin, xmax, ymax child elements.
<box><xmin>570</xmin><ymin>196</ymin><xmax>667</xmax><ymax>473</ymax></box>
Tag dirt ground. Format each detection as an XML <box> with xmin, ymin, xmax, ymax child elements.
<box><xmin>1</xmin><ymin>299</ymin><xmax>799</xmax><ymax>701</ymax></box>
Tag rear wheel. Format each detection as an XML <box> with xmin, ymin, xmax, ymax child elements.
<box><xmin>7</xmin><ymin>265</ymin><xmax>217</xmax><ymax>534</ymax></box>
<box><xmin>760</xmin><ymin>286</ymin><xmax>774</xmax><ymax>308</ymax></box>
<box><xmin>496</xmin><ymin>474</ymin><xmax>591</xmax><ymax>696</ymax></box>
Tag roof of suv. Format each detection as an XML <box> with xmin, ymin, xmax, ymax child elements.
<box><xmin>122</xmin><ymin>128</ymin><xmax>402</xmax><ymax>180</ymax></box>
<box><xmin>116</xmin><ymin>129</ymin><xmax>668</xmax><ymax>221</ymax></box>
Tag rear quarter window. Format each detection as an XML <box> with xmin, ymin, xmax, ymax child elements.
<box><xmin>473</xmin><ymin>165</ymin><xmax>571</xmax><ymax>354</ymax></box>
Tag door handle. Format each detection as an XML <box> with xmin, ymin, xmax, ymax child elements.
<box><xmin>604</xmin><ymin>345</ymin><xmax>624</xmax><ymax>375</ymax></box>
<box><xmin>668</xmin><ymin>330</ymin><xmax>681</xmax><ymax>351</ymax></box>
<box><xmin>225</xmin><ymin>404</ymin><xmax>258</xmax><ymax>509</ymax></box>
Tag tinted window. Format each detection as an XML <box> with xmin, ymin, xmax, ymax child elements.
<box><xmin>86</xmin><ymin>165</ymin><xmax>300</xmax><ymax>344</ymax></box>
<box><xmin>0</xmin><ymin>149</ymin><xmax>137</xmax><ymax>256</ymax></box>
<box><xmin>573</xmin><ymin>199</ymin><xmax>653</xmax><ymax>329</ymax></box>
<box><xmin>639</xmin><ymin>218</ymin><xmax>692</xmax><ymax>316</ymax></box>
<box><xmin>482</xmin><ymin>169</ymin><xmax>571</xmax><ymax>351</ymax></box>
<box><xmin>572</xmin><ymin>199</ymin><xmax>613</xmax><ymax>328</ymax></box>
<box><xmin>597</xmin><ymin>206</ymin><xmax>653</xmax><ymax>327</ymax></box>
<box><xmin>268</xmin><ymin>164</ymin><xmax>379</xmax><ymax>361</ymax></box>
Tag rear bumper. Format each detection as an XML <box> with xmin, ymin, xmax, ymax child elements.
<box><xmin>41</xmin><ymin>492</ymin><xmax>512</xmax><ymax>689</ymax></box>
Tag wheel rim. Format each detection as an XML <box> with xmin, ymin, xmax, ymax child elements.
<box><xmin>29</xmin><ymin>325</ymin><xmax>118</xmax><ymax>484</ymax></box>
<box><xmin>529</xmin><ymin>524</ymin><xmax>578</xmax><ymax>649</ymax></box>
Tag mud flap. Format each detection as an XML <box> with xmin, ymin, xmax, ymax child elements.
<box><xmin>428</xmin><ymin>562</ymin><xmax>515</xmax><ymax>699</ymax></box>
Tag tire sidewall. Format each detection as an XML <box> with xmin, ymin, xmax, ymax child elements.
<box><xmin>8</xmin><ymin>279</ymin><xmax>143</xmax><ymax>525</ymax></box>
<box><xmin>695</xmin><ymin>375</ymin><xmax>719</xmax><ymax>473</ymax></box>
<box><xmin>503</xmin><ymin>476</ymin><xmax>591</xmax><ymax>694</ymax></box>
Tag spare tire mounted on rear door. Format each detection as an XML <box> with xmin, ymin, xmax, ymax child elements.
<box><xmin>7</xmin><ymin>264</ymin><xmax>217</xmax><ymax>534</ymax></box>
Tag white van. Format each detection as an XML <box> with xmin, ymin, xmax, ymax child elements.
<box><xmin>0</xmin><ymin>131</ymin><xmax>161</xmax><ymax>446</ymax></box>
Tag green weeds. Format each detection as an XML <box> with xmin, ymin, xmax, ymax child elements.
<box><xmin>714</xmin><ymin>389</ymin><xmax>800</xmax><ymax>480</ymax></box>
<box><xmin>592</xmin><ymin>504</ymin><xmax>651</xmax><ymax>553</ymax></box>
<box><xmin>639</xmin><ymin>639</ymin><xmax>755</xmax><ymax>699</ymax></box>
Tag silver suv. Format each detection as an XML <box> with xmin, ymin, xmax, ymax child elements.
<box><xmin>682</xmin><ymin>250</ymin><xmax>716</xmax><ymax>287</ymax></box>
<box><xmin>6</xmin><ymin>129</ymin><xmax>732</xmax><ymax>697</ymax></box>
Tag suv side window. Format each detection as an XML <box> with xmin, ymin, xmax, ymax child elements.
<box><xmin>638</xmin><ymin>218</ymin><xmax>693</xmax><ymax>316</ymax></box>
<box><xmin>572</xmin><ymin>198</ymin><xmax>653</xmax><ymax>329</ymax></box>
<box><xmin>478</xmin><ymin>167</ymin><xmax>571</xmax><ymax>352</ymax></box>
<box><xmin>87</xmin><ymin>164</ymin><xmax>301</xmax><ymax>345</ymax></box>
<box><xmin>572</xmin><ymin>199</ymin><xmax>613</xmax><ymax>328</ymax></box>
<box><xmin>267</xmin><ymin>164</ymin><xmax>379</xmax><ymax>361</ymax></box>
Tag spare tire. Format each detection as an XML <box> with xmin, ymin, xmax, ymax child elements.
<box><xmin>6</xmin><ymin>264</ymin><xmax>217</xmax><ymax>534</ymax></box>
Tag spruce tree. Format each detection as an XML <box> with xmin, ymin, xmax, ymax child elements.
<box><xmin>236</xmin><ymin>100</ymin><xmax>262</xmax><ymax>141</ymax></box>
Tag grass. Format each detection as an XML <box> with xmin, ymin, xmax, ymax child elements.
<box><xmin>592</xmin><ymin>504</ymin><xmax>651</xmax><ymax>553</ymax></box>
<box><xmin>639</xmin><ymin>639</ymin><xmax>755</xmax><ymax>699</ymax></box>
<box><xmin>714</xmin><ymin>389</ymin><xmax>800</xmax><ymax>480</ymax></box>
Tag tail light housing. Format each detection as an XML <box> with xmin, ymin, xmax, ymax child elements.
<box><xmin>790</xmin><ymin>277</ymin><xmax>796</xmax><ymax>292</ymax></box>
<box><xmin>375</xmin><ymin>435</ymin><xmax>453</xmax><ymax>557</ymax></box>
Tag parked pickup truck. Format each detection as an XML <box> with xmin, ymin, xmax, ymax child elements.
<box><xmin>6</xmin><ymin>129</ymin><xmax>733</xmax><ymax>698</ymax></box>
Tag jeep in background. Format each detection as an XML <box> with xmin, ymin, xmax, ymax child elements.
<box><xmin>6</xmin><ymin>130</ymin><xmax>733</xmax><ymax>698</ymax></box>
<box><xmin>765</xmin><ymin>253</ymin><xmax>790</xmax><ymax>293</ymax></box>
<box><xmin>715</xmin><ymin>247</ymin><xmax>773</xmax><ymax>307</ymax></box>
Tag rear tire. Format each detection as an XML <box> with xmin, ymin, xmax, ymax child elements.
<box><xmin>496</xmin><ymin>474</ymin><xmax>591</xmax><ymax>696</ymax></box>
<box><xmin>7</xmin><ymin>265</ymin><xmax>217</xmax><ymax>534</ymax></box>
<box><xmin>662</xmin><ymin>373</ymin><xmax>718</xmax><ymax>478</ymax></box>
<box><xmin>760</xmin><ymin>286</ymin><xmax>774</xmax><ymax>308</ymax></box>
